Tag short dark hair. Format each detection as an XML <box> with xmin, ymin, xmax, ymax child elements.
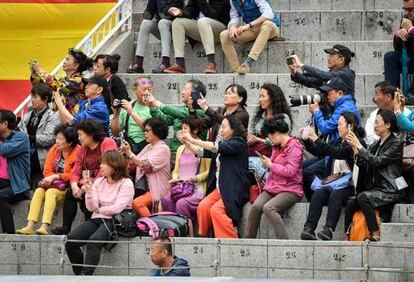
<box><xmin>182</xmin><ymin>116</ymin><xmax>203</xmax><ymax>136</ymax></box>
<box><xmin>375</xmin><ymin>81</ymin><xmax>396</xmax><ymax>99</ymax></box>
<box><xmin>75</xmin><ymin>119</ymin><xmax>105</xmax><ymax>142</ymax></box>
<box><xmin>31</xmin><ymin>83</ymin><xmax>52</xmax><ymax>102</ymax></box>
<box><xmin>0</xmin><ymin>110</ymin><xmax>17</xmax><ymax>130</ymax></box>
<box><xmin>188</xmin><ymin>79</ymin><xmax>207</xmax><ymax>97</ymax></box>
<box><xmin>152</xmin><ymin>235</ymin><xmax>173</xmax><ymax>256</ymax></box>
<box><xmin>224</xmin><ymin>114</ymin><xmax>247</xmax><ymax>140</ymax></box>
<box><xmin>101</xmin><ymin>150</ymin><xmax>129</xmax><ymax>181</ymax></box>
<box><xmin>377</xmin><ymin>109</ymin><xmax>399</xmax><ymax>133</ymax></box>
<box><xmin>341</xmin><ymin>112</ymin><xmax>366</xmax><ymax>139</ymax></box>
<box><xmin>143</xmin><ymin>118</ymin><xmax>169</xmax><ymax>140</ymax></box>
<box><xmin>94</xmin><ymin>54</ymin><xmax>121</xmax><ymax>74</ymax></box>
<box><xmin>262</xmin><ymin>115</ymin><xmax>289</xmax><ymax>135</ymax></box>
<box><xmin>68</xmin><ymin>48</ymin><xmax>93</xmax><ymax>73</ymax></box>
<box><xmin>54</xmin><ymin>124</ymin><xmax>79</xmax><ymax>147</ymax></box>
<box><xmin>225</xmin><ymin>84</ymin><xmax>247</xmax><ymax>108</ymax></box>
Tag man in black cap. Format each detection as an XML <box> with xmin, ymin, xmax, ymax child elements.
<box><xmin>301</xmin><ymin>77</ymin><xmax>360</xmax><ymax>201</ymax></box>
<box><xmin>55</xmin><ymin>75</ymin><xmax>110</xmax><ymax>135</ymax></box>
<box><xmin>287</xmin><ymin>44</ymin><xmax>356</xmax><ymax>97</ymax></box>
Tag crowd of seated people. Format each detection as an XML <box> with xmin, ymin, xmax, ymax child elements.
<box><xmin>2</xmin><ymin>0</ymin><xmax>414</xmax><ymax>276</ymax></box>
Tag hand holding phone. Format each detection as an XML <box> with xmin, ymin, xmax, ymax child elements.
<box><xmin>191</xmin><ymin>91</ymin><xmax>202</xmax><ymax>110</ymax></box>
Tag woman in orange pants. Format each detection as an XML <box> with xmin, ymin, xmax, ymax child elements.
<box><xmin>181</xmin><ymin>115</ymin><xmax>250</xmax><ymax>238</ymax></box>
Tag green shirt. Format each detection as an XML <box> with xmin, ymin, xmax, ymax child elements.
<box><xmin>150</xmin><ymin>104</ymin><xmax>206</xmax><ymax>152</ymax></box>
<box><xmin>119</xmin><ymin>101</ymin><xmax>151</xmax><ymax>144</ymax></box>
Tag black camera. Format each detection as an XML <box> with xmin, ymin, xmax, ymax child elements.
<box><xmin>112</xmin><ymin>98</ymin><xmax>122</xmax><ymax>108</ymax></box>
<box><xmin>286</xmin><ymin>56</ymin><xmax>295</xmax><ymax>65</ymax></box>
<box><xmin>289</xmin><ymin>93</ymin><xmax>327</xmax><ymax>107</ymax></box>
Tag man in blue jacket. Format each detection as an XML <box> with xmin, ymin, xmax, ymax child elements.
<box><xmin>289</xmin><ymin>44</ymin><xmax>356</xmax><ymax>97</ymax></box>
<box><xmin>55</xmin><ymin>75</ymin><xmax>110</xmax><ymax>135</ymax></box>
<box><xmin>151</xmin><ymin>236</ymin><xmax>191</xmax><ymax>276</ymax></box>
<box><xmin>0</xmin><ymin>110</ymin><xmax>31</xmax><ymax>233</ymax></box>
<box><xmin>303</xmin><ymin>78</ymin><xmax>360</xmax><ymax>201</ymax></box>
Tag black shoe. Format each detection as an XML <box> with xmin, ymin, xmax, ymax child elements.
<box><xmin>152</xmin><ymin>64</ymin><xmax>167</xmax><ymax>73</ymax></box>
<box><xmin>126</xmin><ymin>64</ymin><xmax>144</xmax><ymax>74</ymax></box>
<box><xmin>300</xmin><ymin>227</ymin><xmax>317</xmax><ymax>240</ymax></box>
<box><xmin>317</xmin><ymin>226</ymin><xmax>333</xmax><ymax>241</ymax></box>
<box><xmin>51</xmin><ymin>226</ymin><xmax>70</xmax><ymax>235</ymax></box>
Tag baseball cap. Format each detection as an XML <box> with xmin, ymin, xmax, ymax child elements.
<box><xmin>84</xmin><ymin>75</ymin><xmax>108</xmax><ymax>88</ymax></box>
<box><xmin>324</xmin><ymin>44</ymin><xmax>355</xmax><ymax>61</ymax></box>
<box><xmin>320</xmin><ymin>77</ymin><xmax>350</xmax><ymax>93</ymax></box>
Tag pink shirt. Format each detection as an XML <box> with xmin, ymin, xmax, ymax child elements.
<box><xmin>86</xmin><ymin>177</ymin><xmax>134</xmax><ymax>219</ymax></box>
<box><xmin>0</xmin><ymin>140</ymin><xmax>8</xmax><ymax>179</ymax></box>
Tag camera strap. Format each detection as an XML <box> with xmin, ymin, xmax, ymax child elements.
<box><xmin>124</xmin><ymin>100</ymin><xmax>137</xmax><ymax>138</ymax></box>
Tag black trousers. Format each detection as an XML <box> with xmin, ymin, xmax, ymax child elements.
<box><xmin>305</xmin><ymin>188</ymin><xmax>355</xmax><ymax>232</ymax></box>
<box><xmin>62</xmin><ymin>188</ymin><xmax>92</xmax><ymax>230</ymax></box>
<box><xmin>65</xmin><ymin>218</ymin><xmax>114</xmax><ymax>275</ymax></box>
<box><xmin>302</xmin><ymin>157</ymin><xmax>329</xmax><ymax>202</ymax></box>
<box><xmin>0</xmin><ymin>187</ymin><xmax>31</xmax><ymax>234</ymax></box>
<box><xmin>344</xmin><ymin>193</ymin><xmax>379</xmax><ymax>233</ymax></box>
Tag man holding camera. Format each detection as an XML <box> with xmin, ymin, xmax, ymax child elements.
<box><xmin>288</xmin><ymin>44</ymin><xmax>356</xmax><ymax>97</ymax></box>
<box><xmin>302</xmin><ymin>77</ymin><xmax>360</xmax><ymax>201</ymax></box>
<box><xmin>111</xmin><ymin>76</ymin><xmax>153</xmax><ymax>154</ymax></box>
<box><xmin>55</xmin><ymin>75</ymin><xmax>110</xmax><ymax>136</ymax></box>
<box><xmin>384</xmin><ymin>0</ymin><xmax>414</xmax><ymax>104</ymax></box>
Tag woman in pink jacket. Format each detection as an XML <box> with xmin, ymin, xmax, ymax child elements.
<box><xmin>245</xmin><ymin>116</ymin><xmax>304</xmax><ymax>239</ymax></box>
<box><xmin>65</xmin><ymin>150</ymin><xmax>134</xmax><ymax>276</ymax></box>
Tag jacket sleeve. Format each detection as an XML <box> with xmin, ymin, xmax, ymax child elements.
<box><xmin>269</xmin><ymin>146</ymin><xmax>303</xmax><ymax>178</ymax></box>
<box><xmin>35</xmin><ymin>112</ymin><xmax>59</xmax><ymax>148</ymax></box>
<box><xmin>314</xmin><ymin>139</ymin><xmax>354</xmax><ymax>160</ymax></box>
<box><xmin>218</xmin><ymin>138</ymin><xmax>245</xmax><ymax>155</ymax></box>
<box><xmin>364</xmin><ymin>110</ymin><xmax>379</xmax><ymax>146</ymax></box>
<box><xmin>228</xmin><ymin>0</ymin><xmax>242</xmax><ymax>27</ymax></box>
<box><xmin>0</xmin><ymin>132</ymin><xmax>29</xmax><ymax>158</ymax></box>
<box><xmin>85</xmin><ymin>178</ymin><xmax>101</xmax><ymax>212</ymax></box>
<box><xmin>393</xmin><ymin>32</ymin><xmax>403</xmax><ymax>52</ymax></box>
<box><xmin>72</xmin><ymin>105</ymin><xmax>108</xmax><ymax>126</ymax></box>
<box><xmin>197</xmin><ymin>0</ymin><xmax>219</xmax><ymax>19</ymax></box>
<box><xmin>302</xmin><ymin>65</ymin><xmax>336</xmax><ymax>82</ymax></box>
<box><xmin>196</xmin><ymin>157</ymin><xmax>211</xmax><ymax>183</ymax></box>
<box><xmin>70</xmin><ymin>147</ymin><xmax>84</xmax><ymax>184</ymax></box>
<box><xmin>42</xmin><ymin>145</ymin><xmax>57</xmax><ymax>177</ymax></box>
<box><xmin>60</xmin><ymin>146</ymin><xmax>80</xmax><ymax>182</ymax></box>
<box><xmin>181</xmin><ymin>0</ymin><xmax>196</xmax><ymax>19</ymax></box>
<box><xmin>255</xmin><ymin>0</ymin><xmax>274</xmax><ymax>20</ymax></box>
<box><xmin>159</xmin><ymin>104</ymin><xmax>189</xmax><ymax>119</ymax></box>
<box><xmin>357</xmin><ymin>140</ymin><xmax>403</xmax><ymax>168</ymax></box>
<box><xmin>291</xmin><ymin>71</ymin><xmax>323</xmax><ymax>89</ymax></box>
<box><xmin>313</xmin><ymin>107</ymin><xmax>342</xmax><ymax>135</ymax></box>
<box><xmin>99</xmin><ymin>179</ymin><xmax>135</xmax><ymax>215</ymax></box>
<box><xmin>147</xmin><ymin>145</ymin><xmax>170</xmax><ymax>172</ymax></box>
<box><xmin>396</xmin><ymin>111</ymin><xmax>414</xmax><ymax>132</ymax></box>
<box><xmin>150</xmin><ymin>108</ymin><xmax>175</xmax><ymax>125</ymax></box>
<box><xmin>303</xmin><ymin>139</ymin><xmax>324</xmax><ymax>157</ymax></box>
<box><xmin>172</xmin><ymin>146</ymin><xmax>183</xmax><ymax>180</ymax></box>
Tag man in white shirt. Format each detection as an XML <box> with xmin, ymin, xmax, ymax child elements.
<box><xmin>365</xmin><ymin>81</ymin><xmax>411</xmax><ymax>145</ymax></box>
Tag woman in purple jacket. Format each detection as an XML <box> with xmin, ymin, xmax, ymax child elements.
<box><xmin>244</xmin><ymin>116</ymin><xmax>304</xmax><ymax>239</ymax></box>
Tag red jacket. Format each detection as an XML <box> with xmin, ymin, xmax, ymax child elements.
<box><xmin>263</xmin><ymin>137</ymin><xmax>304</xmax><ymax>199</ymax></box>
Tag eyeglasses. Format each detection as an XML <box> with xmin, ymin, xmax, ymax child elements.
<box><xmin>403</xmin><ymin>7</ymin><xmax>414</xmax><ymax>12</ymax></box>
<box><xmin>144</xmin><ymin>128</ymin><xmax>152</xmax><ymax>132</ymax></box>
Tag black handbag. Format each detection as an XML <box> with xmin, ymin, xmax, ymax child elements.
<box><xmin>113</xmin><ymin>209</ymin><xmax>139</xmax><ymax>237</ymax></box>
<box><xmin>134</xmin><ymin>175</ymin><xmax>149</xmax><ymax>197</ymax></box>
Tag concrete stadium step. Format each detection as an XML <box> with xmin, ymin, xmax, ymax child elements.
<box><xmin>131</xmin><ymin>10</ymin><xmax>400</xmax><ymax>42</ymax></box>
<box><xmin>133</xmin><ymin>0</ymin><xmax>402</xmax><ymax>13</ymax></box>
<box><xmin>117</xmin><ymin>73</ymin><xmax>383</xmax><ymax>106</ymax></box>
<box><xmin>0</xmin><ymin>234</ymin><xmax>413</xmax><ymax>281</ymax></box>
<box><xmin>125</xmin><ymin>40</ymin><xmax>392</xmax><ymax>74</ymax></box>
<box><xmin>381</xmin><ymin>223</ymin><xmax>414</xmax><ymax>242</ymax></box>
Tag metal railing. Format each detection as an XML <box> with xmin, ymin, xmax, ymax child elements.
<box><xmin>13</xmin><ymin>0</ymin><xmax>132</xmax><ymax>117</ymax></box>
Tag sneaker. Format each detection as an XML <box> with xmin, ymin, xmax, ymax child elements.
<box><xmin>126</xmin><ymin>64</ymin><xmax>144</xmax><ymax>74</ymax></box>
<box><xmin>317</xmin><ymin>226</ymin><xmax>333</xmax><ymax>241</ymax></box>
<box><xmin>163</xmin><ymin>65</ymin><xmax>186</xmax><ymax>74</ymax></box>
<box><xmin>300</xmin><ymin>227</ymin><xmax>317</xmax><ymax>240</ymax></box>
<box><xmin>204</xmin><ymin>63</ymin><xmax>217</xmax><ymax>74</ymax></box>
<box><xmin>51</xmin><ymin>226</ymin><xmax>70</xmax><ymax>235</ymax></box>
<box><xmin>152</xmin><ymin>64</ymin><xmax>167</xmax><ymax>73</ymax></box>
<box><xmin>236</xmin><ymin>63</ymin><xmax>250</xmax><ymax>75</ymax></box>
<box><xmin>35</xmin><ymin>227</ymin><xmax>48</xmax><ymax>235</ymax></box>
<box><xmin>16</xmin><ymin>227</ymin><xmax>36</xmax><ymax>235</ymax></box>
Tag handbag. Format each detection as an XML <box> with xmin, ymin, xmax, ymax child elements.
<box><xmin>311</xmin><ymin>172</ymin><xmax>353</xmax><ymax>191</ymax></box>
<box><xmin>134</xmin><ymin>175</ymin><xmax>149</xmax><ymax>197</ymax></box>
<box><xmin>170</xmin><ymin>182</ymin><xmax>196</xmax><ymax>202</ymax></box>
<box><xmin>38</xmin><ymin>179</ymin><xmax>68</xmax><ymax>190</ymax></box>
<box><xmin>249</xmin><ymin>171</ymin><xmax>266</xmax><ymax>204</ymax></box>
<box><xmin>113</xmin><ymin>209</ymin><xmax>139</xmax><ymax>237</ymax></box>
<box><xmin>403</xmin><ymin>143</ymin><xmax>414</xmax><ymax>169</ymax></box>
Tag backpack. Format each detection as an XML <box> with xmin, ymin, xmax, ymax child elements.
<box><xmin>348</xmin><ymin>210</ymin><xmax>381</xmax><ymax>241</ymax></box>
<box><xmin>113</xmin><ymin>209</ymin><xmax>139</xmax><ymax>237</ymax></box>
<box><xmin>136</xmin><ymin>212</ymin><xmax>194</xmax><ymax>238</ymax></box>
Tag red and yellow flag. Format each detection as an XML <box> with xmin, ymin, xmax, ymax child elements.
<box><xmin>0</xmin><ymin>0</ymin><xmax>116</xmax><ymax>111</ymax></box>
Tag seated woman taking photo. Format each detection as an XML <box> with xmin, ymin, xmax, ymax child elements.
<box><xmin>160</xmin><ymin>116</ymin><xmax>210</xmax><ymax>220</ymax></box>
<box><xmin>17</xmin><ymin>125</ymin><xmax>80</xmax><ymax>235</ymax></box>
<box><xmin>245</xmin><ymin>117</ymin><xmax>303</xmax><ymax>239</ymax></box>
<box><xmin>345</xmin><ymin>109</ymin><xmax>406</xmax><ymax>241</ymax></box>
<box><xmin>180</xmin><ymin>115</ymin><xmax>250</xmax><ymax>238</ymax></box>
<box><xmin>300</xmin><ymin>112</ymin><xmax>365</xmax><ymax>241</ymax></box>
<box><xmin>65</xmin><ymin>150</ymin><xmax>134</xmax><ymax>276</ymax></box>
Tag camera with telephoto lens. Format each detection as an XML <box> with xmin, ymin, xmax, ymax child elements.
<box><xmin>289</xmin><ymin>92</ymin><xmax>327</xmax><ymax>107</ymax></box>
<box><xmin>112</xmin><ymin>98</ymin><xmax>122</xmax><ymax>108</ymax></box>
